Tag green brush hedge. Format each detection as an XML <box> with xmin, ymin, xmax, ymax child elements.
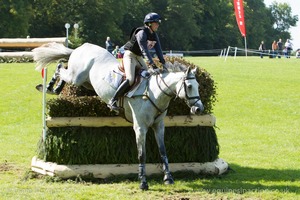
<box><xmin>38</xmin><ymin>126</ymin><xmax>219</xmax><ymax>165</ymax></box>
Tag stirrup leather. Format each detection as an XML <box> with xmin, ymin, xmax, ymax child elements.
<box><xmin>107</xmin><ymin>99</ymin><xmax>119</xmax><ymax>110</ymax></box>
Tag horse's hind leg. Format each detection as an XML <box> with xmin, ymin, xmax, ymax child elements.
<box><xmin>36</xmin><ymin>62</ymin><xmax>65</xmax><ymax>95</ymax></box>
<box><xmin>59</xmin><ymin>67</ymin><xmax>73</xmax><ymax>83</ymax></box>
<box><xmin>51</xmin><ymin>62</ymin><xmax>66</xmax><ymax>94</ymax></box>
<box><xmin>151</xmin><ymin>121</ymin><xmax>174</xmax><ymax>185</ymax></box>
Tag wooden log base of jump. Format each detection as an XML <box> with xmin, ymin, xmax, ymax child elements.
<box><xmin>31</xmin><ymin>156</ymin><xmax>228</xmax><ymax>179</ymax></box>
<box><xmin>46</xmin><ymin>114</ymin><xmax>216</xmax><ymax>128</ymax></box>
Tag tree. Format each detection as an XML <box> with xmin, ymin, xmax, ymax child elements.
<box><xmin>191</xmin><ymin>0</ymin><xmax>241</xmax><ymax>50</ymax></box>
<box><xmin>243</xmin><ymin>0</ymin><xmax>273</xmax><ymax>49</ymax></box>
<box><xmin>270</xmin><ymin>2</ymin><xmax>298</xmax><ymax>33</ymax></box>
<box><xmin>161</xmin><ymin>0</ymin><xmax>200</xmax><ymax>50</ymax></box>
<box><xmin>29</xmin><ymin>0</ymin><xmax>130</xmax><ymax>47</ymax></box>
<box><xmin>3</xmin><ymin>0</ymin><xmax>297</xmax><ymax>52</ymax></box>
<box><xmin>0</xmin><ymin>0</ymin><xmax>32</xmax><ymax>38</ymax></box>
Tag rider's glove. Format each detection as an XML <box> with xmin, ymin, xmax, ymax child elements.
<box><xmin>162</xmin><ymin>63</ymin><xmax>169</xmax><ymax>73</ymax></box>
<box><xmin>149</xmin><ymin>63</ymin><xmax>160</xmax><ymax>74</ymax></box>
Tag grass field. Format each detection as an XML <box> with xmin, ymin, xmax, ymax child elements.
<box><xmin>0</xmin><ymin>57</ymin><xmax>299</xmax><ymax>199</ymax></box>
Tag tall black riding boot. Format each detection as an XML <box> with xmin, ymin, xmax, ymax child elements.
<box><xmin>107</xmin><ymin>79</ymin><xmax>130</xmax><ymax>112</ymax></box>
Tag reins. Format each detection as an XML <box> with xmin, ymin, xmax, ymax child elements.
<box><xmin>142</xmin><ymin>73</ymin><xmax>194</xmax><ymax>119</ymax></box>
<box><xmin>129</xmin><ymin>71</ymin><xmax>201</xmax><ymax>120</ymax></box>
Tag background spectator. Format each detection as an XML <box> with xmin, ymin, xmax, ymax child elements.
<box><xmin>271</xmin><ymin>40</ymin><xmax>277</xmax><ymax>58</ymax></box>
<box><xmin>277</xmin><ymin>38</ymin><xmax>283</xmax><ymax>58</ymax></box>
<box><xmin>105</xmin><ymin>36</ymin><xmax>113</xmax><ymax>53</ymax></box>
<box><xmin>259</xmin><ymin>41</ymin><xmax>266</xmax><ymax>58</ymax></box>
<box><xmin>284</xmin><ymin>39</ymin><xmax>293</xmax><ymax>58</ymax></box>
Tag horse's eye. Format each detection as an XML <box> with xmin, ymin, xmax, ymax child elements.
<box><xmin>187</xmin><ymin>83</ymin><xmax>192</xmax><ymax>89</ymax></box>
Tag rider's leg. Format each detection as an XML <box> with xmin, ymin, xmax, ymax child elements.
<box><xmin>107</xmin><ymin>51</ymin><xmax>136</xmax><ymax>111</ymax></box>
<box><xmin>107</xmin><ymin>79</ymin><xmax>130</xmax><ymax>110</ymax></box>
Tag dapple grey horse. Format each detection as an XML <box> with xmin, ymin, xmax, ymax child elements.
<box><xmin>33</xmin><ymin>42</ymin><xmax>204</xmax><ymax>190</ymax></box>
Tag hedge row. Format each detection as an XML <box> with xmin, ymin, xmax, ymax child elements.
<box><xmin>0</xmin><ymin>56</ymin><xmax>33</xmax><ymax>63</ymax></box>
<box><xmin>38</xmin><ymin>126</ymin><xmax>219</xmax><ymax>165</ymax></box>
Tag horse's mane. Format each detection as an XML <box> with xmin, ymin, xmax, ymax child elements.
<box><xmin>155</xmin><ymin>56</ymin><xmax>198</xmax><ymax>73</ymax></box>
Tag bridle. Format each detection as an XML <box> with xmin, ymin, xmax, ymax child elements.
<box><xmin>156</xmin><ymin>73</ymin><xmax>201</xmax><ymax>108</ymax></box>
<box><xmin>141</xmin><ymin>72</ymin><xmax>201</xmax><ymax>118</ymax></box>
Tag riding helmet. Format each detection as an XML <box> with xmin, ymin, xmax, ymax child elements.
<box><xmin>144</xmin><ymin>13</ymin><xmax>161</xmax><ymax>24</ymax></box>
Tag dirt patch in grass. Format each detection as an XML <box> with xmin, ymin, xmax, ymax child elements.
<box><xmin>0</xmin><ymin>160</ymin><xmax>12</xmax><ymax>172</ymax></box>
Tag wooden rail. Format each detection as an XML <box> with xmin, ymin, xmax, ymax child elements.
<box><xmin>46</xmin><ymin>115</ymin><xmax>216</xmax><ymax>128</ymax></box>
<box><xmin>0</xmin><ymin>37</ymin><xmax>67</xmax><ymax>48</ymax></box>
<box><xmin>31</xmin><ymin>156</ymin><xmax>228</xmax><ymax>178</ymax></box>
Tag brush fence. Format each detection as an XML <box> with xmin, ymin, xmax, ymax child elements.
<box><xmin>31</xmin><ymin>114</ymin><xmax>228</xmax><ymax>179</ymax></box>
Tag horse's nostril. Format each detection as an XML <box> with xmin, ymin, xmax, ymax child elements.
<box><xmin>190</xmin><ymin>105</ymin><xmax>204</xmax><ymax>115</ymax></box>
<box><xmin>190</xmin><ymin>106</ymin><xmax>201</xmax><ymax>115</ymax></box>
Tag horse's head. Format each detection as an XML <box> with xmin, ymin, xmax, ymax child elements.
<box><xmin>176</xmin><ymin>67</ymin><xmax>204</xmax><ymax>115</ymax></box>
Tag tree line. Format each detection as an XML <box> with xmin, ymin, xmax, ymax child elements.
<box><xmin>0</xmin><ymin>0</ymin><xmax>298</xmax><ymax>51</ymax></box>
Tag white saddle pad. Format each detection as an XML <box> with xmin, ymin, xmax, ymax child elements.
<box><xmin>103</xmin><ymin>66</ymin><xmax>147</xmax><ymax>98</ymax></box>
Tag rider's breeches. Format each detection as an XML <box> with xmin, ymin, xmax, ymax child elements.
<box><xmin>123</xmin><ymin>50</ymin><xmax>147</xmax><ymax>86</ymax></box>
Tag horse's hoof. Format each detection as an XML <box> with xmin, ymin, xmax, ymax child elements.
<box><xmin>35</xmin><ymin>84</ymin><xmax>57</xmax><ymax>95</ymax></box>
<box><xmin>139</xmin><ymin>181</ymin><xmax>149</xmax><ymax>190</ymax></box>
<box><xmin>164</xmin><ymin>178</ymin><xmax>174</xmax><ymax>185</ymax></box>
<box><xmin>164</xmin><ymin>174</ymin><xmax>174</xmax><ymax>185</ymax></box>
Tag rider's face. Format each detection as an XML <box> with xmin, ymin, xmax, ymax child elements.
<box><xmin>151</xmin><ymin>22</ymin><xmax>160</xmax><ymax>32</ymax></box>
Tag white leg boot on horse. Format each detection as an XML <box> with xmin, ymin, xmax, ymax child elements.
<box><xmin>107</xmin><ymin>79</ymin><xmax>130</xmax><ymax>114</ymax></box>
<box><xmin>52</xmin><ymin>79</ymin><xmax>66</xmax><ymax>95</ymax></box>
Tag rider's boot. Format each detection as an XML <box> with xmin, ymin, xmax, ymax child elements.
<box><xmin>107</xmin><ymin>79</ymin><xmax>130</xmax><ymax>112</ymax></box>
<box><xmin>53</xmin><ymin>79</ymin><xmax>66</xmax><ymax>95</ymax></box>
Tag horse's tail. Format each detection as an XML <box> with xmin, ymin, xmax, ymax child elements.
<box><xmin>32</xmin><ymin>42</ymin><xmax>73</xmax><ymax>71</ymax></box>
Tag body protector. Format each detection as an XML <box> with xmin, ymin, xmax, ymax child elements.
<box><xmin>124</xmin><ymin>26</ymin><xmax>165</xmax><ymax>65</ymax></box>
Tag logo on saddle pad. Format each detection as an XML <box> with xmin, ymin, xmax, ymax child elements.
<box><xmin>103</xmin><ymin>63</ymin><xmax>149</xmax><ymax>97</ymax></box>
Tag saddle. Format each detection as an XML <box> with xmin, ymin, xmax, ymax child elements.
<box><xmin>118</xmin><ymin>60</ymin><xmax>143</xmax><ymax>92</ymax></box>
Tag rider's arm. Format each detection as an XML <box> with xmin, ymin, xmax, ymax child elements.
<box><xmin>153</xmin><ymin>33</ymin><xmax>165</xmax><ymax>64</ymax></box>
<box><xmin>136</xmin><ymin>30</ymin><xmax>155</xmax><ymax>65</ymax></box>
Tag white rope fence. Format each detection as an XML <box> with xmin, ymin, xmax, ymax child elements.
<box><xmin>219</xmin><ymin>46</ymin><xmax>295</xmax><ymax>61</ymax></box>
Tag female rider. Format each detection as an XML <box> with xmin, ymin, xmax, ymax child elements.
<box><xmin>107</xmin><ymin>12</ymin><xmax>166</xmax><ymax>112</ymax></box>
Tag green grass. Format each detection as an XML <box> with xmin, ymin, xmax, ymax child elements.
<box><xmin>0</xmin><ymin>57</ymin><xmax>299</xmax><ymax>199</ymax></box>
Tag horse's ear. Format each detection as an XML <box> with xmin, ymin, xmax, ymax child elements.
<box><xmin>185</xmin><ymin>67</ymin><xmax>191</xmax><ymax>76</ymax></box>
<box><xmin>191</xmin><ymin>67</ymin><xmax>197</xmax><ymax>75</ymax></box>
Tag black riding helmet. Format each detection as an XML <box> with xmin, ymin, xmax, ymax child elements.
<box><xmin>144</xmin><ymin>12</ymin><xmax>161</xmax><ymax>24</ymax></box>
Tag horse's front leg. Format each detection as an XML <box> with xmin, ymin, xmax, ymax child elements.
<box><xmin>151</xmin><ymin>120</ymin><xmax>174</xmax><ymax>185</ymax></box>
<box><xmin>133</xmin><ymin>124</ymin><xmax>149</xmax><ymax>190</ymax></box>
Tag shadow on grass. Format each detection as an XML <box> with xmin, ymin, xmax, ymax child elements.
<box><xmin>177</xmin><ymin>163</ymin><xmax>299</xmax><ymax>194</ymax></box>
<box><xmin>26</xmin><ymin>163</ymin><xmax>299</xmax><ymax>194</ymax></box>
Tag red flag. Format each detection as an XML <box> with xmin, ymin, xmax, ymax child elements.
<box><xmin>41</xmin><ymin>68</ymin><xmax>44</xmax><ymax>78</ymax></box>
<box><xmin>234</xmin><ymin>0</ymin><xmax>246</xmax><ymax>37</ymax></box>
